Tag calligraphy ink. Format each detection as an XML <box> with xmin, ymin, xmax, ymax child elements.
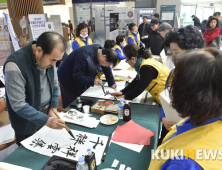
<box><xmin>123</xmin><ymin>101</ymin><xmax>131</xmax><ymax>121</ymax></box>
<box><xmin>85</xmin><ymin>148</ymin><xmax>97</xmax><ymax>170</ymax></box>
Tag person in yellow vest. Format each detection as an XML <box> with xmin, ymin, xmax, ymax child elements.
<box><xmin>149</xmin><ymin>48</ymin><xmax>222</xmax><ymax>170</ymax></box>
<box><xmin>158</xmin><ymin>25</ymin><xmax>206</xmax><ymax>146</ymax></box>
<box><xmin>126</xmin><ymin>23</ymin><xmax>145</xmax><ymax>48</ymax></box>
<box><xmin>72</xmin><ymin>23</ymin><xmax>92</xmax><ymax>51</ymax></box>
<box><xmin>115</xmin><ymin>35</ymin><xmax>126</xmax><ymax>66</ymax></box>
<box><xmin>110</xmin><ymin>44</ymin><xmax>170</xmax><ymax>103</ymax></box>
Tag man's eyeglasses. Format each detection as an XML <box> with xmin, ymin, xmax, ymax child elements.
<box><xmin>125</xmin><ymin>58</ymin><xmax>130</xmax><ymax>63</ymax></box>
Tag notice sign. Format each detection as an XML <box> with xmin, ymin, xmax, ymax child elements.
<box><xmin>110</xmin><ymin>13</ymin><xmax>119</xmax><ymax>32</ymax></box>
<box><xmin>28</xmin><ymin>14</ymin><xmax>46</xmax><ymax>40</ymax></box>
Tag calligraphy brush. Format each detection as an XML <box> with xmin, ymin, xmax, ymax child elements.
<box><xmin>52</xmin><ymin>109</ymin><xmax>75</xmax><ymax>139</ymax></box>
<box><xmin>96</xmin><ymin>70</ymin><xmax>108</xmax><ymax>95</ymax></box>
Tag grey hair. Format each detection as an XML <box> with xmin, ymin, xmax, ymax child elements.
<box><xmin>157</xmin><ymin>22</ymin><xmax>173</xmax><ymax>32</ymax></box>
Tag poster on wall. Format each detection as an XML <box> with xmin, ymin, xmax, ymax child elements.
<box><xmin>49</xmin><ymin>15</ymin><xmax>63</xmax><ymax>36</ymax></box>
<box><xmin>110</xmin><ymin>13</ymin><xmax>119</xmax><ymax>32</ymax></box>
<box><xmin>0</xmin><ymin>0</ymin><xmax>7</xmax><ymax>9</ymax></box>
<box><xmin>12</xmin><ymin>16</ymin><xmax>30</xmax><ymax>48</ymax></box>
<box><xmin>0</xmin><ymin>17</ymin><xmax>10</xmax><ymax>66</ymax></box>
<box><xmin>46</xmin><ymin>22</ymin><xmax>54</xmax><ymax>32</ymax></box>
<box><xmin>3</xmin><ymin>13</ymin><xmax>20</xmax><ymax>52</ymax></box>
<box><xmin>110</xmin><ymin>13</ymin><xmax>119</xmax><ymax>41</ymax></box>
<box><xmin>76</xmin><ymin>4</ymin><xmax>90</xmax><ymax>25</ymax></box>
<box><xmin>28</xmin><ymin>14</ymin><xmax>46</xmax><ymax>41</ymax></box>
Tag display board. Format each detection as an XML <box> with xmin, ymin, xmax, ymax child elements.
<box><xmin>28</xmin><ymin>14</ymin><xmax>47</xmax><ymax>41</ymax></box>
<box><xmin>160</xmin><ymin>5</ymin><xmax>176</xmax><ymax>27</ymax></box>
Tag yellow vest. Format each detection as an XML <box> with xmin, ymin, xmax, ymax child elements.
<box><xmin>148</xmin><ymin>117</ymin><xmax>222</xmax><ymax>170</ymax></box>
<box><xmin>126</xmin><ymin>33</ymin><xmax>141</xmax><ymax>47</ymax></box>
<box><xmin>139</xmin><ymin>58</ymin><xmax>170</xmax><ymax>104</ymax></box>
<box><xmin>115</xmin><ymin>45</ymin><xmax>124</xmax><ymax>66</ymax></box>
<box><xmin>75</xmin><ymin>37</ymin><xmax>92</xmax><ymax>47</ymax></box>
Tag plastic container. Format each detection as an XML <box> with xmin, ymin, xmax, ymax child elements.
<box><xmin>118</xmin><ymin>98</ymin><xmax>124</xmax><ymax>119</ymax></box>
<box><xmin>76</xmin><ymin>156</ymin><xmax>89</xmax><ymax>170</ymax></box>
<box><xmin>123</xmin><ymin>101</ymin><xmax>131</xmax><ymax>121</ymax></box>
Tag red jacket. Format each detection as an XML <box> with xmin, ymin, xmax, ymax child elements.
<box><xmin>203</xmin><ymin>27</ymin><xmax>220</xmax><ymax>47</ymax></box>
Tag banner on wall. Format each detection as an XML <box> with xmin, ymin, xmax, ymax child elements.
<box><xmin>46</xmin><ymin>22</ymin><xmax>54</xmax><ymax>32</ymax></box>
<box><xmin>12</xmin><ymin>16</ymin><xmax>30</xmax><ymax>48</ymax></box>
<box><xmin>28</xmin><ymin>14</ymin><xmax>46</xmax><ymax>41</ymax></box>
<box><xmin>0</xmin><ymin>17</ymin><xmax>10</xmax><ymax>66</ymax></box>
<box><xmin>0</xmin><ymin>0</ymin><xmax>7</xmax><ymax>9</ymax></box>
<box><xmin>49</xmin><ymin>15</ymin><xmax>63</xmax><ymax>36</ymax></box>
<box><xmin>3</xmin><ymin>13</ymin><xmax>20</xmax><ymax>52</ymax></box>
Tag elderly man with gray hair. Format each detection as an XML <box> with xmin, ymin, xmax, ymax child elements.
<box><xmin>157</xmin><ymin>22</ymin><xmax>173</xmax><ymax>38</ymax></box>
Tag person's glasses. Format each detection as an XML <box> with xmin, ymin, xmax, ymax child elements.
<box><xmin>125</xmin><ymin>58</ymin><xmax>130</xmax><ymax>63</ymax></box>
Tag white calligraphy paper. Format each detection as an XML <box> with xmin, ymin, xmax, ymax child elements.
<box><xmin>0</xmin><ymin>66</ymin><xmax>4</xmax><ymax>85</ymax></box>
<box><xmin>21</xmin><ymin>126</ymin><xmax>108</xmax><ymax>166</ymax></box>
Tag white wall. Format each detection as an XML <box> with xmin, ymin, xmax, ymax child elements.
<box><xmin>44</xmin><ymin>2</ymin><xmax>73</xmax><ymax>23</ymax></box>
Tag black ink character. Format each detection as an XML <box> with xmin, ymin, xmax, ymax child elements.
<box><xmin>29</xmin><ymin>138</ymin><xmax>46</xmax><ymax>148</ymax></box>
<box><xmin>47</xmin><ymin>143</ymin><xmax>61</xmax><ymax>153</ymax></box>
<box><xmin>71</xmin><ymin>134</ymin><xmax>87</xmax><ymax>145</ymax></box>
<box><xmin>68</xmin><ymin>110</ymin><xmax>77</xmax><ymax>117</ymax></box>
<box><xmin>90</xmin><ymin>137</ymin><xmax>104</xmax><ymax>149</ymax></box>
<box><xmin>62</xmin><ymin>146</ymin><xmax>78</xmax><ymax>158</ymax></box>
<box><xmin>104</xmin><ymin>91</ymin><xmax>109</xmax><ymax>96</ymax></box>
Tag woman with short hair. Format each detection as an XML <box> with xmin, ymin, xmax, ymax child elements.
<box><xmin>72</xmin><ymin>23</ymin><xmax>92</xmax><ymax>50</ymax></box>
<box><xmin>110</xmin><ymin>44</ymin><xmax>170</xmax><ymax>103</ymax></box>
<box><xmin>126</xmin><ymin>23</ymin><xmax>145</xmax><ymax>47</ymax></box>
<box><xmin>115</xmin><ymin>35</ymin><xmax>126</xmax><ymax>65</ymax></box>
<box><xmin>149</xmin><ymin>48</ymin><xmax>222</xmax><ymax>170</ymax></box>
<box><xmin>203</xmin><ymin>17</ymin><xmax>221</xmax><ymax>47</ymax></box>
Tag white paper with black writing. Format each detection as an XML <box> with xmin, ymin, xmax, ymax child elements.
<box><xmin>21</xmin><ymin>126</ymin><xmax>108</xmax><ymax>166</ymax></box>
<box><xmin>57</xmin><ymin>111</ymin><xmax>100</xmax><ymax>128</ymax></box>
<box><xmin>0</xmin><ymin>88</ymin><xmax>5</xmax><ymax>98</ymax></box>
<box><xmin>0</xmin><ymin>66</ymin><xmax>5</xmax><ymax>85</ymax></box>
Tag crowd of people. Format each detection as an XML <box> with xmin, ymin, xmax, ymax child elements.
<box><xmin>3</xmin><ymin>11</ymin><xmax>222</xmax><ymax>169</ymax></box>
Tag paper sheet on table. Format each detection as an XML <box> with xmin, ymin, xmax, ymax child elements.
<box><xmin>57</xmin><ymin>112</ymin><xmax>100</xmax><ymax>128</ymax></box>
<box><xmin>112</xmin><ymin>120</ymin><xmax>155</xmax><ymax>145</ymax></box>
<box><xmin>0</xmin><ymin>88</ymin><xmax>5</xmax><ymax>98</ymax></box>
<box><xmin>82</xmin><ymin>81</ymin><xmax>143</xmax><ymax>103</ymax></box>
<box><xmin>0</xmin><ymin>163</ymin><xmax>32</xmax><ymax>170</ymax></box>
<box><xmin>114</xmin><ymin>60</ymin><xmax>130</xmax><ymax>70</ymax></box>
<box><xmin>21</xmin><ymin>126</ymin><xmax>109</xmax><ymax>166</ymax></box>
<box><xmin>111</xmin><ymin>131</ymin><xmax>143</xmax><ymax>153</ymax></box>
<box><xmin>159</xmin><ymin>89</ymin><xmax>182</xmax><ymax>123</ymax></box>
<box><xmin>0</xmin><ymin>124</ymin><xmax>15</xmax><ymax>145</ymax></box>
<box><xmin>112</xmin><ymin>70</ymin><xmax>137</xmax><ymax>79</ymax></box>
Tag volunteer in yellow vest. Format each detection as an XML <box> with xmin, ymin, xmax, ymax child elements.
<box><xmin>158</xmin><ymin>25</ymin><xmax>206</xmax><ymax>146</ymax></box>
<box><xmin>149</xmin><ymin>48</ymin><xmax>222</xmax><ymax>170</ymax></box>
<box><xmin>72</xmin><ymin>23</ymin><xmax>92</xmax><ymax>51</ymax></box>
<box><xmin>110</xmin><ymin>44</ymin><xmax>170</xmax><ymax>103</ymax></box>
<box><xmin>115</xmin><ymin>35</ymin><xmax>126</xmax><ymax>66</ymax></box>
<box><xmin>126</xmin><ymin>23</ymin><xmax>145</xmax><ymax>48</ymax></box>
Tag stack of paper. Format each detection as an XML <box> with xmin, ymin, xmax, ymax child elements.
<box><xmin>57</xmin><ymin>111</ymin><xmax>100</xmax><ymax>128</ymax></box>
<box><xmin>112</xmin><ymin>120</ymin><xmax>155</xmax><ymax>145</ymax></box>
<box><xmin>0</xmin><ymin>124</ymin><xmax>15</xmax><ymax>145</ymax></box>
